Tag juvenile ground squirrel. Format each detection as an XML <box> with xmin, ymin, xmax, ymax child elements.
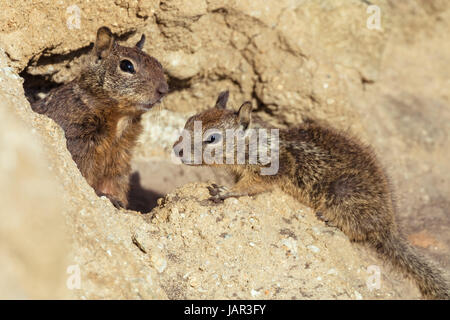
<box><xmin>173</xmin><ymin>91</ymin><xmax>449</xmax><ymax>299</ymax></box>
<box><xmin>32</xmin><ymin>27</ymin><xmax>168</xmax><ymax>208</ymax></box>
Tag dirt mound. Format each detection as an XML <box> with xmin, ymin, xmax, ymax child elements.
<box><xmin>0</xmin><ymin>0</ymin><xmax>448</xmax><ymax>299</ymax></box>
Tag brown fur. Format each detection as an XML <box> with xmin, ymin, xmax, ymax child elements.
<box><xmin>174</xmin><ymin>91</ymin><xmax>449</xmax><ymax>299</ymax></box>
<box><xmin>32</xmin><ymin>27</ymin><xmax>168</xmax><ymax>208</ymax></box>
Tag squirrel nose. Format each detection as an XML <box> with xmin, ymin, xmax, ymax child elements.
<box><xmin>157</xmin><ymin>82</ymin><xmax>168</xmax><ymax>95</ymax></box>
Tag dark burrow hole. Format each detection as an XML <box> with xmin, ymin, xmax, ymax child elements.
<box><xmin>19</xmin><ymin>27</ymin><xmax>241</xmax><ymax>214</ymax></box>
<box><xmin>20</xmin><ymin>29</ymin><xmax>139</xmax><ymax>103</ymax></box>
<box><xmin>21</xmin><ymin>72</ymin><xmax>61</xmax><ymax>103</ymax></box>
<box><xmin>20</xmin><ymin>70</ymin><xmax>233</xmax><ymax>215</ymax></box>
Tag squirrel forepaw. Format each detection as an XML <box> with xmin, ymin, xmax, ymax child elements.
<box><xmin>315</xmin><ymin>211</ymin><xmax>338</xmax><ymax>228</ymax></box>
<box><xmin>97</xmin><ymin>192</ymin><xmax>126</xmax><ymax>209</ymax></box>
<box><xmin>110</xmin><ymin>198</ymin><xmax>125</xmax><ymax>209</ymax></box>
<box><xmin>207</xmin><ymin>184</ymin><xmax>230</xmax><ymax>203</ymax></box>
<box><xmin>208</xmin><ymin>183</ymin><xmax>228</xmax><ymax>196</ymax></box>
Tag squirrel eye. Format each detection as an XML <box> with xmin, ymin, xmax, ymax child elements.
<box><xmin>205</xmin><ymin>133</ymin><xmax>221</xmax><ymax>144</ymax></box>
<box><xmin>120</xmin><ymin>59</ymin><xmax>135</xmax><ymax>74</ymax></box>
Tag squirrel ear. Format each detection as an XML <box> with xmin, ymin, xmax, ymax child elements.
<box><xmin>215</xmin><ymin>90</ymin><xmax>229</xmax><ymax>109</ymax></box>
<box><xmin>94</xmin><ymin>27</ymin><xmax>115</xmax><ymax>59</ymax></box>
<box><xmin>238</xmin><ymin>101</ymin><xmax>252</xmax><ymax>130</ymax></box>
<box><xmin>136</xmin><ymin>34</ymin><xmax>146</xmax><ymax>50</ymax></box>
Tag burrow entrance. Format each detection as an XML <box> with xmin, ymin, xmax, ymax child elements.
<box><xmin>21</xmin><ymin>69</ymin><xmax>233</xmax><ymax>214</ymax></box>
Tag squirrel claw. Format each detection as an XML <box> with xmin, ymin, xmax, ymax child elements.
<box><xmin>316</xmin><ymin>211</ymin><xmax>338</xmax><ymax>228</ymax></box>
<box><xmin>110</xmin><ymin>198</ymin><xmax>125</xmax><ymax>209</ymax></box>
<box><xmin>209</xmin><ymin>195</ymin><xmax>225</xmax><ymax>203</ymax></box>
<box><xmin>98</xmin><ymin>192</ymin><xmax>125</xmax><ymax>209</ymax></box>
<box><xmin>207</xmin><ymin>184</ymin><xmax>231</xmax><ymax>203</ymax></box>
<box><xmin>208</xmin><ymin>184</ymin><xmax>229</xmax><ymax>197</ymax></box>
<box><xmin>315</xmin><ymin>211</ymin><xmax>328</xmax><ymax>222</ymax></box>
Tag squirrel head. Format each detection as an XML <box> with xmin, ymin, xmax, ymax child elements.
<box><xmin>81</xmin><ymin>26</ymin><xmax>168</xmax><ymax>112</ymax></box>
<box><xmin>173</xmin><ymin>90</ymin><xmax>253</xmax><ymax>166</ymax></box>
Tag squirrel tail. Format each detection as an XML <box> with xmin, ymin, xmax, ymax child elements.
<box><xmin>372</xmin><ymin>232</ymin><xmax>449</xmax><ymax>299</ymax></box>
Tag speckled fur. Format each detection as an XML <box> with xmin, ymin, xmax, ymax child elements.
<box><xmin>175</xmin><ymin>91</ymin><xmax>449</xmax><ymax>299</ymax></box>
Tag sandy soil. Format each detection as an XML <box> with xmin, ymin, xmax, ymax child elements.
<box><xmin>0</xmin><ymin>0</ymin><xmax>448</xmax><ymax>299</ymax></box>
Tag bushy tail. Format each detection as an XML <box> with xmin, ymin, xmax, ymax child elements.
<box><xmin>372</xmin><ymin>232</ymin><xmax>449</xmax><ymax>299</ymax></box>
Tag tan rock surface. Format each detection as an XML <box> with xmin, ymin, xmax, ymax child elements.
<box><xmin>0</xmin><ymin>0</ymin><xmax>448</xmax><ymax>299</ymax></box>
<box><xmin>0</xmin><ymin>73</ymin><xmax>69</xmax><ymax>299</ymax></box>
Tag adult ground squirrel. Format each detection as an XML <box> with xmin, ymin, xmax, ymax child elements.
<box><xmin>173</xmin><ymin>91</ymin><xmax>449</xmax><ymax>299</ymax></box>
<box><xmin>32</xmin><ymin>27</ymin><xmax>168</xmax><ymax>208</ymax></box>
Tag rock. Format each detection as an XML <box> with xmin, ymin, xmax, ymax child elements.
<box><xmin>150</xmin><ymin>251</ymin><xmax>168</xmax><ymax>274</ymax></box>
<box><xmin>0</xmin><ymin>48</ymin><xmax>167</xmax><ymax>299</ymax></box>
<box><xmin>307</xmin><ymin>245</ymin><xmax>320</xmax><ymax>254</ymax></box>
<box><xmin>0</xmin><ymin>51</ymin><xmax>69</xmax><ymax>299</ymax></box>
<box><xmin>0</xmin><ymin>0</ymin><xmax>448</xmax><ymax>300</ymax></box>
<box><xmin>145</xmin><ymin>185</ymin><xmax>419</xmax><ymax>299</ymax></box>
